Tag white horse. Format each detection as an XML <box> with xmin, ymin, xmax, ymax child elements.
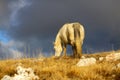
<box><xmin>54</xmin><ymin>22</ymin><xmax>85</xmax><ymax>58</ymax></box>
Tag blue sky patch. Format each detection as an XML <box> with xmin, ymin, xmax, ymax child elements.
<box><xmin>0</xmin><ymin>31</ymin><xmax>10</xmax><ymax>43</ymax></box>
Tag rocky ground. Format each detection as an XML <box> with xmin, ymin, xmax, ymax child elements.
<box><xmin>1</xmin><ymin>50</ymin><xmax>120</xmax><ymax>80</ymax></box>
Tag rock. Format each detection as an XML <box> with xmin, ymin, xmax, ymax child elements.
<box><xmin>1</xmin><ymin>75</ymin><xmax>13</xmax><ymax>80</ymax></box>
<box><xmin>1</xmin><ymin>66</ymin><xmax>39</xmax><ymax>80</ymax></box>
<box><xmin>116</xmin><ymin>63</ymin><xmax>120</xmax><ymax>68</ymax></box>
<box><xmin>112</xmin><ymin>63</ymin><xmax>120</xmax><ymax>70</ymax></box>
<box><xmin>106</xmin><ymin>53</ymin><xmax>120</xmax><ymax>61</ymax></box>
<box><xmin>81</xmin><ymin>56</ymin><xmax>85</xmax><ymax>59</ymax></box>
<box><xmin>99</xmin><ymin>57</ymin><xmax>104</xmax><ymax>61</ymax></box>
<box><xmin>77</xmin><ymin>57</ymin><xmax>96</xmax><ymax>67</ymax></box>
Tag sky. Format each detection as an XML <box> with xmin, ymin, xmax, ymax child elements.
<box><xmin>0</xmin><ymin>0</ymin><xmax>120</xmax><ymax>59</ymax></box>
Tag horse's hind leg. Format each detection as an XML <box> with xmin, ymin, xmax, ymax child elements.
<box><xmin>72</xmin><ymin>45</ymin><xmax>82</xmax><ymax>58</ymax></box>
<box><xmin>72</xmin><ymin>46</ymin><xmax>76</xmax><ymax>58</ymax></box>
<box><xmin>76</xmin><ymin>45</ymin><xmax>82</xmax><ymax>58</ymax></box>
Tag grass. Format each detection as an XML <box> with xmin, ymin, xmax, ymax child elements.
<box><xmin>0</xmin><ymin>50</ymin><xmax>120</xmax><ymax>80</ymax></box>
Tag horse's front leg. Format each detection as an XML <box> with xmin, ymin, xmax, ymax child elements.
<box><xmin>63</xmin><ymin>44</ymin><xmax>67</xmax><ymax>57</ymax></box>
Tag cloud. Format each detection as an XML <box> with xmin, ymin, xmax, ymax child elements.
<box><xmin>0</xmin><ymin>39</ymin><xmax>46</xmax><ymax>59</ymax></box>
<box><xmin>0</xmin><ymin>0</ymin><xmax>32</xmax><ymax>29</ymax></box>
<box><xmin>0</xmin><ymin>41</ymin><xmax>24</xmax><ymax>59</ymax></box>
<box><xmin>0</xmin><ymin>0</ymin><xmax>120</xmax><ymax>58</ymax></box>
<box><xmin>8</xmin><ymin>0</ymin><xmax>32</xmax><ymax>26</ymax></box>
<box><xmin>0</xmin><ymin>0</ymin><xmax>10</xmax><ymax>28</ymax></box>
<box><xmin>9</xmin><ymin>0</ymin><xmax>120</xmax><ymax>51</ymax></box>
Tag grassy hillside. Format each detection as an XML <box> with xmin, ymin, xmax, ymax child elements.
<box><xmin>0</xmin><ymin>50</ymin><xmax>120</xmax><ymax>80</ymax></box>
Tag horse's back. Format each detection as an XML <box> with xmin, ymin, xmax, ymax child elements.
<box><xmin>58</xmin><ymin>22</ymin><xmax>84</xmax><ymax>45</ymax></box>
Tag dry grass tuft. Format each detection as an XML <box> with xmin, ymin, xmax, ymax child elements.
<box><xmin>1</xmin><ymin>50</ymin><xmax>120</xmax><ymax>80</ymax></box>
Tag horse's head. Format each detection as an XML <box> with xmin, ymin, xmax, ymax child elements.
<box><xmin>53</xmin><ymin>42</ymin><xmax>62</xmax><ymax>57</ymax></box>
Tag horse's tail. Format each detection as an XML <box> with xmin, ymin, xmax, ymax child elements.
<box><xmin>73</xmin><ymin>23</ymin><xmax>82</xmax><ymax>58</ymax></box>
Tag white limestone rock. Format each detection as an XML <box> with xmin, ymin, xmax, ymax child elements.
<box><xmin>77</xmin><ymin>57</ymin><xmax>96</xmax><ymax>67</ymax></box>
<box><xmin>106</xmin><ymin>53</ymin><xmax>120</xmax><ymax>61</ymax></box>
<box><xmin>1</xmin><ymin>66</ymin><xmax>39</xmax><ymax>80</ymax></box>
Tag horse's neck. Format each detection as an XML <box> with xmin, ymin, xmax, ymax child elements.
<box><xmin>55</xmin><ymin>34</ymin><xmax>62</xmax><ymax>46</ymax></box>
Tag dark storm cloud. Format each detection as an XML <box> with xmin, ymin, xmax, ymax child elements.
<box><xmin>0</xmin><ymin>0</ymin><xmax>11</xmax><ymax>28</ymax></box>
<box><xmin>2</xmin><ymin>0</ymin><xmax>120</xmax><ymax>54</ymax></box>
